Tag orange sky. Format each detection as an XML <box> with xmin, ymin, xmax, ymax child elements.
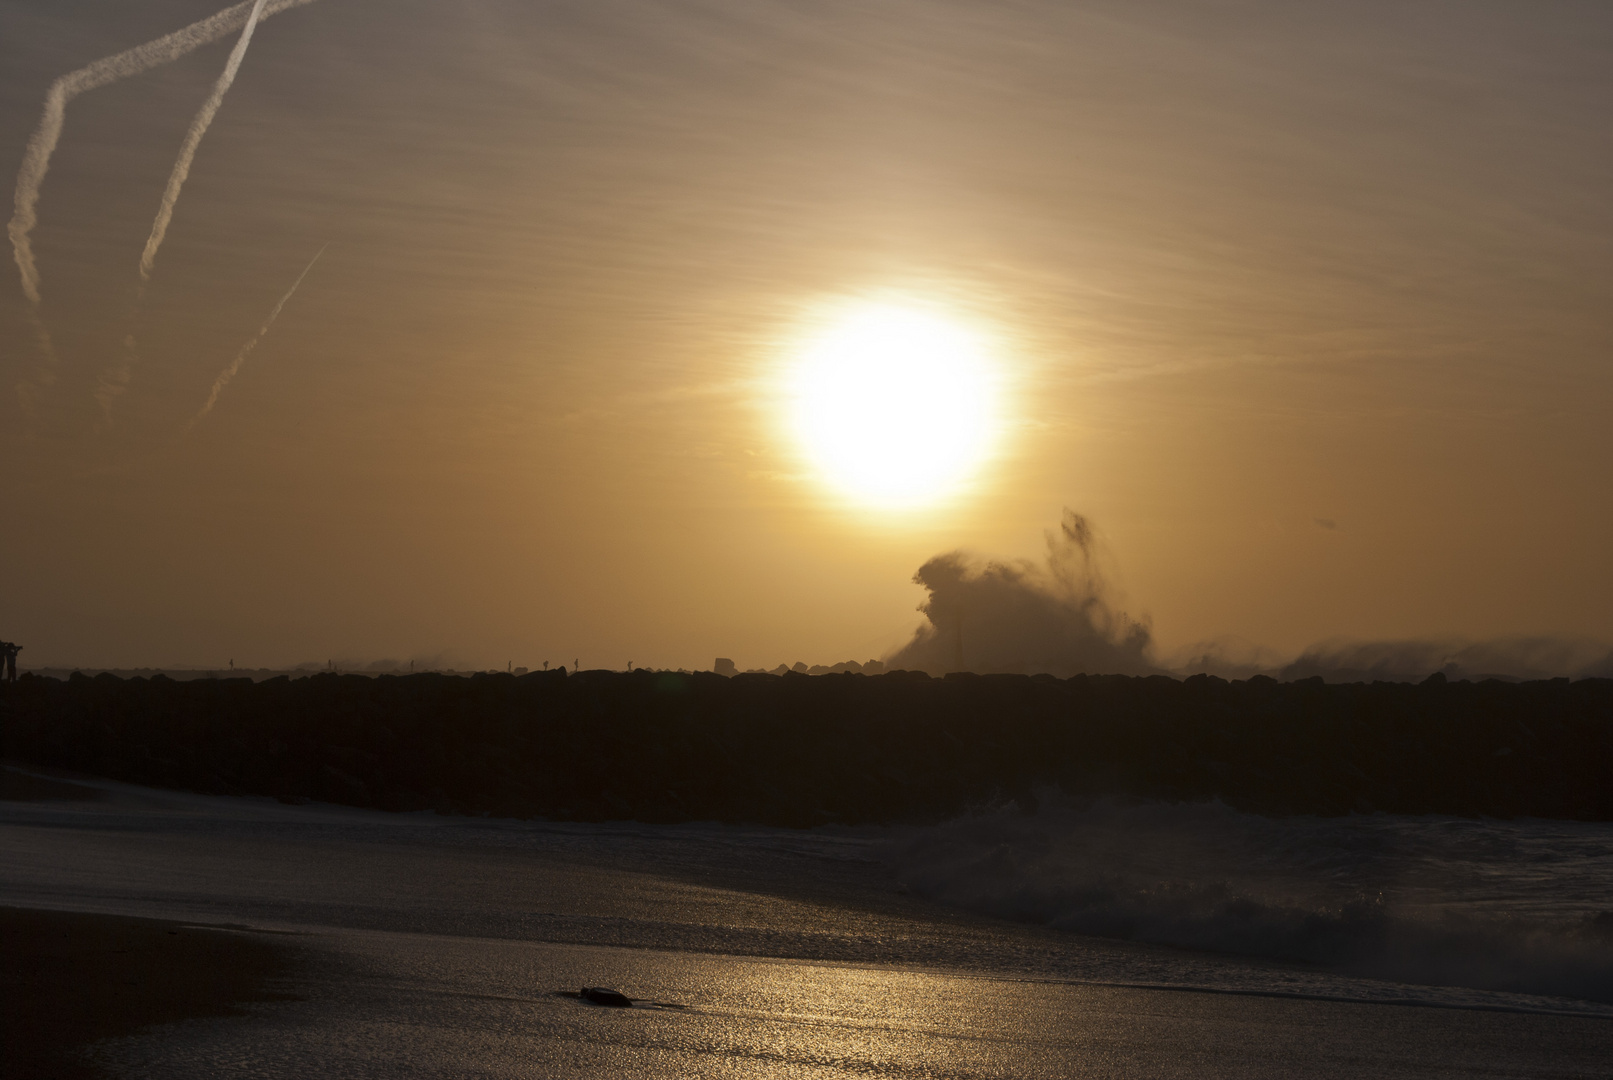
<box><xmin>3</xmin><ymin>0</ymin><xmax>1610</xmax><ymax>671</ymax></box>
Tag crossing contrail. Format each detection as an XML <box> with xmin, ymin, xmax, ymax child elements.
<box><xmin>190</xmin><ymin>245</ymin><xmax>325</xmax><ymax>429</ymax></box>
<box><xmin>7</xmin><ymin>0</ymin><xmax>317</xmax><ymax>310</ymax></box>
<box><xmin>139</xmin><ymin>0</ymin><xmax>271</xmax><ymax>283</ymax></box>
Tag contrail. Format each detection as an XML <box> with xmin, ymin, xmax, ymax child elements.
<box><xmin>7</xmin><ymin>0</ymin><xmax>317</xmax><ymax>309</ymax></box>
<box><xmin>189</xmin><ymin>244</ymin><xmax>325</xmax><ymax>429</ymax></box>
<box><xmin>139</xmin><ymin>0</ymin><xmax>272</xmax><ymax>283</ymax></box>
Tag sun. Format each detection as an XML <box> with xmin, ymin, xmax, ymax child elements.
<box><xmin>784</xmin><ymin>301</ymin><xmax>1002</xmax><ymax>508</ymax></box>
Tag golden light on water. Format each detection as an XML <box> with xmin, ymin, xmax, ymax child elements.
<box><xmin>783</xmin><ymin>301</ymin><xmax>1003</xmax><ymax>510</ymax></box>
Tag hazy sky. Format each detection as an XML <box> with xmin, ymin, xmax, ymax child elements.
<box><xmin>3</xmin><ymin>0</ymin><xmax>1610</xmax><ymax>671</ymax></box>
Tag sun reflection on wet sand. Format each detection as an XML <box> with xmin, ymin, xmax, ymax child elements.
<box><xmin>97</xmin><ymin>930</ymin><xmax>1612</xmax><ymax>1079</ymax></box>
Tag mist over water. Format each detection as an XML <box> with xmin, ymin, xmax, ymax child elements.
<box><xmin>1160</xmin><ymin>635</ymin><xmax>1613</xmax><ymax>684</ymax></box>
<box><xmin>1275</xmin><ymin>637</ymin><xmax>1613</xmax><ymax>684</ymax></box>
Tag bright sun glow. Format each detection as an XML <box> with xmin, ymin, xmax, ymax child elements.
<box><xmin>786</xmin><ymin>302</ymin><xmax>1001</xmax><ymax>508</ymax></box>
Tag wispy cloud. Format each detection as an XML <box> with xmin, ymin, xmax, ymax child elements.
<box><xmin>139</xmin><ymin>0</ymin><xmax>271</xmax><ymax>283</ymax></box>
<box><xmin>190</xmin><ymin>245</ymin><xmax>326</xmax><ymax>429</ymax></box>
<box><xmin>7</xmin><ymin>0</ymin><xmax>317</xmax><ymax>311</ymax></box>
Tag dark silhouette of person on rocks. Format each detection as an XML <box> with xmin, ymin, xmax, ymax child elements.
<box><xmin>1</xmin><ymin>641</ymin><xmax>20</xmax><ymax>683</ymax></box>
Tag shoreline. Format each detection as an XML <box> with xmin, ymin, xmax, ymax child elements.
<box><xmin>0</xmin><ymin>908</ymin><xmax>303</xmax><ymax>1080</ymax></box>
<box><xmin>3</xmin><ymin>778</ymin><xmax>1612</xmax><ymax>1076</ymax></box>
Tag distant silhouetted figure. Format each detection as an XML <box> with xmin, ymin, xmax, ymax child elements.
<box><xmin>574</xmin><ymin>658</ymin><xmax>579</xmax><ymax>673</ymax></box>
<box><xmin>2</xmin><ymin>641</ymin><xmax>20</xmax><ymax>683</ymax></box>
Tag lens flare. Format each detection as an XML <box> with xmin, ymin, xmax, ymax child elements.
<box><xmin>785</xmin><ymin>301</ymin><xmax>1001</xmax><ymax>508</ymax></box>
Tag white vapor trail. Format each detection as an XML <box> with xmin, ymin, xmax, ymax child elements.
<box><xmin>191</xmin><ymin>244</ymin><xmax>325</xmax><ymax>428</ymax></box>
<box><xmin>7</xmin><ymin>0</ymin><xmax>317</xmax><ymax>309</ymax></box>
<box><xmin>140</xmin><ymin>0</ymin><xmax>271</xmax><ymax>283</ymax></box>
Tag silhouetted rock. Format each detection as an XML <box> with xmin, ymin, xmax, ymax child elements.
<box><xmin>579</xmin><ymin>987</ymin><xmax>631</xmax><ymax>1007</ymax></box>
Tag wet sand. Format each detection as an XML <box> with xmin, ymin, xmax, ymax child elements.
<box><xmin>3</xmin><ymin>772</ymin><xmax>1611</xmax><ymax>1077</ymax></box>
<box><xmin>0</xmin><ymin>908</ymin><xmax>301</xmax><ymax>1080</ymax></box>
<box><xmin>80</xmin><ymin>926</ymin><xmax>1613</xmax><ymax>1079</ymax></box>
<box><xmin>0</xmin><ymin>765</ymin><xmax>107</xmax><ymax>803</ymax></box>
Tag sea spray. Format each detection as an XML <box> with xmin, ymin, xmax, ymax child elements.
<box><xmin>892</xmin><ymin>794</ymin><xmax>1613</xmax><ymax>1004</ymax></box>
<box><xmin>887</xmin><ymin>510</ymin><xmax>1157</xmax><ymax>677</ymax></box>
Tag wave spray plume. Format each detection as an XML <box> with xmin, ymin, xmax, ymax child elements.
<box><xmin>8</xmin><ymin>0</ymin><xmax>316</xmax><ymax>309</ymax></box>
<box><xmin>887</xmin><ymin>510</ymin><xmax>1158</xmax><ymax>677</ymax></box>
<box><xmin>190</xmin><ymin>244</ymin><xmax>324</xmax><ymax>429</ymax></box>
<box><xmin>139</xmin><ymin>0</ymin><xmax>270</xmax><ymax>283</ymax></box>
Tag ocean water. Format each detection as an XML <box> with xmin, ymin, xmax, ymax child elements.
<box><xmin>2</xmin><ymin>770</ymin><xmax>1611</xmax><ymax>1076</ymax></box>
<box><xmin>892</xmin><ymin>796</ymin><xmax>1613</xmax><ymax>1007</ymax></box>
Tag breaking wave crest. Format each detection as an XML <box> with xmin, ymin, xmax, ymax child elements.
<box><xmin>894</xmin><ymin>797</ymin><xmax>1613</xmax><ymax>1006</ymax></box>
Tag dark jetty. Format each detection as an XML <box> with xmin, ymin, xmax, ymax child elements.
<box><xmin>2</xmin><ymin>669</ymin><xmax>1610</xmax><ymax>824</ymax></box>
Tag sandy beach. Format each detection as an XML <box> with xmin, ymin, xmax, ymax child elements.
<box><xmin>0</xmin><ymin>908</ymin><xmax>300</xmax><ymax>1080</ymax></box>
<box><xmin>3</xmin><ymin>766</ymin><xmax>1611</xmax><ymax>1077</ymax></box>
